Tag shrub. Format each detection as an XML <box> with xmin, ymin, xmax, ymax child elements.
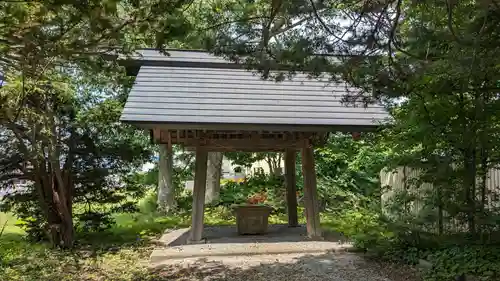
<box><xmin>205</xmin><ymin>206</ymin><xmax>235</xmax><ymax>225</ymax></box>
<box><xmin>217</xmin><ymin>180</ymin><xmax>253</xmax><ymax>206</ymax></box>
<box><xmin>215</xmin><ymin>174</ymin><xmax>286</xmax><ymax>212</ymax></box>
<box><xmin>76</xmin><ymin>211</ymin><xmax>115</xmax><ymax>233</ymax></box>
<box><xmin>15</xmin><ymin>216</ymin><xmax>46</xmax><ymax>242</ymax></box>
<box><xmin>10</xmin><ymin>200</ymin><xmax>47</xmax><ymax>242</ymax></box>
<box><xmin>323</xmin><ymin>207</ymin><xmax>396</xmax><ymax>254</ymax></box>
<box><xmin>425</xmin><ymin>246</ymin><xmax>500</xmax><ymax>280</ymax></box>
<box><xmin>175</xmin><ymin>189</ymin><xmax>193</xmax><ymax>214</ymax></box>
<box><xmin>138</xmin><ymin>189</ymin><xmax>158</xmax><ymax>214</ymax></box>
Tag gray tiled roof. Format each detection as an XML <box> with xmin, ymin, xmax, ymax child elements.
<box><xmin>121</xmin><ymin>50</ymin><xmax>389</xmax><ymax>130</ymax></box>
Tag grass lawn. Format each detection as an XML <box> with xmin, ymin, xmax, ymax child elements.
<box><xmin>0</xmin><ymin>212</ymin><xmax>24</xmax><ymax>237</ymax></box>
<box><xmin>0</xmin><ymin>211</ymin><xmax>187</xmax><ymax>281</ymax></box>
<box><xmin>0</xmin><ymin>209</ymin><xmax>297</xmax><ymax>281</ymax></box>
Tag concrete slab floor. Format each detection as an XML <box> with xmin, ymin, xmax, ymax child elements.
<box><xmin>158</xmin><ymin>224</ymin><xmax>349</xmax><ymax>246</ymax></box>
<box><xmin>151</xmin><ymin>224</ymin><xmax>353</xmax><ymax>266</ymax></box>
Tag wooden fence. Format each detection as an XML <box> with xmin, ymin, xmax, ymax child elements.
<box><xmin>380</xmin><ymin>166</ymin><xmax>500</xmax><ymax>234</ymax></box>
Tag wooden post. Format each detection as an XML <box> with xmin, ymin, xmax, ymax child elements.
<box><xmin>188</xmin><ymin>148</ymin><xmax>208</xmax><ymax>243</ymax></box>
<box><xmin>285</xmin><ymin>149</ymin><xmax>298</xmax><ymax>227</ymax></box>
<box><xmin>301</xmin><ymin>141</ymin><xmax>322</xmax><ymax>239</ymax></box>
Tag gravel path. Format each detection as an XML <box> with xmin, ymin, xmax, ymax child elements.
<box><xmin>149</xmin><ymin>251</ymin><xmax>421</xmax><ymax>281</ymax></box>
<box><xmin>150</xmin><ymin>225</ymin><xmax>421</xmax><ymax>281</ymax></box>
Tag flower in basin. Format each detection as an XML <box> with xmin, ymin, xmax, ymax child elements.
<box><xmin>247</xmin><ymin>192</ymin><xmax>267</xmax><ymax>205</ymax></box>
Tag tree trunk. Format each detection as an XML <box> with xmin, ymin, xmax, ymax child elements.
<box><xmin>205</xmin><ymin>152</ymin><xmax>223</xmax><ymax>204</ymax></box>
<box><xmin>437</xmin><ymin>183</ymin><xmax>443</xmax><ymax>236</ymax></box>
<box><xmin>266</xmin><ymin>155</ymin><xmax>274</xmax><ymax>175</ymax></box>
<box><xmin>274</xmin><ymin>153</ymin><xmax>283</xmax><ymax>175</ymax></box>
<box><xmin>463</xmin><ymin>149</ymin><xmax>477</xmax><ymax>235</ymax></box>
<box><xmin>40</xmin><ymin>173</ymin><xmax>74</xmax><ymax>248</ymax></box>
<box><xmin>157</xmin><ymin>144</ymin><xmax>176</xmax><ymax>214</ymax></box>
<box><xmin>44</xmin><ymin>126</ymin><xmax>75</xmax><ymax>248</ymax></box>
<box><xmin>47</xmin><ymin>202</ymin><xmax>74</xmax><ymax>248</ymax></box>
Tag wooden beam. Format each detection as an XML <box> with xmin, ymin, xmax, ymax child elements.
<box><xmin>131</xmin><ymin>121</ymin><xmax>380</xmax><ymax>133</ymax></box>
<box><xmin>179</xmin><ymin>139</ymin><xmax>303</xmax><ymax>150</ymax></box>
<box><xmin>285</xmin><ymin>149</ymin><xmax>298</xmax><ymax>227</ymax></box>
<box><xmin>152</xmin><ymin>129</ymin><xmax>327</xmax><ymax>151</ymax></box>
<box><xmin>301</xmin><ymin>141</ymin><xmax>322</xmax><ymax>239</ymax></box>
<box><xmin>158</xmin><ymin>130</ymin><xmax>316</xmax><ymax>143</ymax></box>
<box><xmin>185</xmin><ymin>147</ymin><xmax>292</xmax><ymax>152</ymax></box>
<box><xmin>188</xmin><ymin>148</ymin><xmax>208</xmax><ymax>243</ymax></box>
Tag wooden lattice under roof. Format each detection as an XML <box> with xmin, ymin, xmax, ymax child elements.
<box><xmin>152</xmin><ymin>129</ymin><xmax>328</xmax><ymax>152</ymax></box>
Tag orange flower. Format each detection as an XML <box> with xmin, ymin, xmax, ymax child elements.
<box><xmin>247</xmin><ymin>192</ymin><xmax>267</xmax><ymax>204</ymax></box>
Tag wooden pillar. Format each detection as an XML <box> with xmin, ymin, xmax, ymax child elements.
<box><xmin>301</xmin><ymin>141</ymin><xmax>322</xmax><ymax>239</ymax></box>
<box><xmin>189</xmin><ymin>148</ymin><xmax>208</xmax><ymax>243</ymax></box>
<box><xmin>285</xmin><ymin>149</ymin><xmax>299</xmax><ymax>227</ymax></box>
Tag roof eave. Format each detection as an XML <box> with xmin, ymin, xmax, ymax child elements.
<box><xmin>121</xmin><ymin>120</ymin><xmax>382</xmax><ymax>133</ymax></box>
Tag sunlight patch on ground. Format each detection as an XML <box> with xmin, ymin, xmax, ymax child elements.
<box><xmin>0</xmin><ymin>212</ymin><xmax>24</xmax><ymax>235</ymax></box>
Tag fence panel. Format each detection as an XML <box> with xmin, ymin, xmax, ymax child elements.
<box><xmin>380</xmin><ymin>166</ymin><xmax>500</xmax><ymax>234</ymax></box>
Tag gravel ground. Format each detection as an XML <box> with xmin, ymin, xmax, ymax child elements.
<box><xmin>150</xmin><ymin>225</ymin><xmax>422</xmax><ymax>281</ymax></box>
<box><xmin>149</xmin><ymin>251</ymin><xmax>422</xmax><ymax>281</ymax></box>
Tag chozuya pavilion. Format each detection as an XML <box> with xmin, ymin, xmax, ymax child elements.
<box><xmin>119</xmin><ymin>49</ymin><xmax>388</xmax><ymax>243</ymax></box>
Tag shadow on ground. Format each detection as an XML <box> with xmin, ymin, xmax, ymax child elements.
<box><xmin>136</xmin><ymin>251</ymin><xmax>422</xmax><ymax>281</ymax></box>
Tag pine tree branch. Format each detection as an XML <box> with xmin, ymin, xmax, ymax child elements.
<box><xmin>308</xmin><ymin>0</ymin><xmax>349</xmax><ymax>44</ymax></box>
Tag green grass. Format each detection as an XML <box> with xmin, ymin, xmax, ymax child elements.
<box><xmin>0</xmin><ymin>211</ymin><xmax>190</xmax><ymax>281</ymax></box>
<box><xmin>0</xmin><ymin>212</ymin><xmax>24</xmax><ymax>236</ymax></box>
<box><xmin>0</xmin><ymin>237</ymin><xmax>153</xmax><ymax>281</ymax></box>
<box><xmin>0</xmin><ymin>207</ymin><xmax>313</xmax><ymax>281</ymax></box>
<box><xmin>0</xmin><ymin>207</ymin><xmax>252</xmax><ymax>281</ymax></box>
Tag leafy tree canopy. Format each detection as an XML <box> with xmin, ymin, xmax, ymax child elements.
<box><xmin>186</xmin><ymin>1</ymin><xmax>500</xmax><ymax>101</ymax></box>
<box><xmin>0</xmin><ymin>0</ymin><xmax>194</xmax><ymax>76</ymax></box>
